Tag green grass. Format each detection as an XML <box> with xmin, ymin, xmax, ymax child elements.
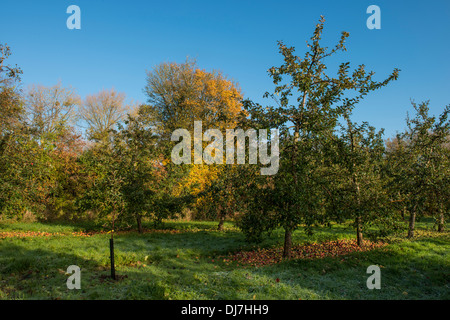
<box><xmin>0</xmin><ymin>219</ymin><xmax>448</xmax><ymax>300</ymax></box>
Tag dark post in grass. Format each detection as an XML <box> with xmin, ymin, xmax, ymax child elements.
<box><xmin>110</xmin><ymin>220</ymin><xmax>116</xmax><ymax>280</ymax></box>
<box><xmin>110</xmin><ymin>238</ymin><xmax>116</xmax><ymax>280</ymax></box>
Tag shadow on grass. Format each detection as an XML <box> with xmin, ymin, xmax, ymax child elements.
<box><xmin>0</xmin><ymin>242</ymin><xmax>99</xmax><ymax>299</ymax></box>
<box><xmin>0</xmin><ymin>240</ymin><xmax>174</xmax><ymax>299</ymax></box>
<box><xmin>249</xmin><ymin>236</ymin><xmax>450</xmax><ymax>300</ymax></box>
<box><xmin>1</xmin><ymin>222</ymin><xmax>448</xmax><ymax>300</ymax></box>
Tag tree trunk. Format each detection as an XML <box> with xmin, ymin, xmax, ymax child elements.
<box><xmin>349</xmin><ymin>125</ymin><xmax>363</xmax><ymax>247</ymax></box>
<box><xmin>353</xmin><ymin>176</ymin><xmax>363</xmax><ymax>246</ymax></box>
<box><xmin>136</xmin><ymin>215</ymin><xmax>143</xmax><ymax>234</ymax></box>
<box><xmin>407</xmin><ymin>207</ymin><xmax>416</xmax><ymax>238</ymax></box>
<box><xmin>282</xmin><ymin>127</ymin><xmax>299</xmax><ymax>260</ymax></box>
<box><xmin>437</xmin><ymin>203</ymin><xmax>445</xmax><ymax>232</ymax></box>
<box><xmin>283</xmin><ymin>228</ymin><xmax>293</xmax><ymax>259</ymax></box>
<box><xmin>356</xmin><ymin>215</ymin><xmax>363</xmax><ymax>246</ymax></box>
<box><xmin>217</xmin><ymin>216</ymin><xmax>225</xmax><ymax>231</ymax></box>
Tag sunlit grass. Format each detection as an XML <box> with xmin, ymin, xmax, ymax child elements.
<box><xmin>0</xmin><ymin>219</ymin><xmax>448</xmax><ymax>300</ymax></box>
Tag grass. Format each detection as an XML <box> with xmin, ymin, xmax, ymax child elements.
<box><xmin>0</xmin><ymin>219</ymin><xmax>448</xmax><ymax>300</ymax></box>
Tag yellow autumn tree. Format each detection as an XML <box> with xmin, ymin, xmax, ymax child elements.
<box><xmin>144</xmin><ymin>59</ymin><xmax>244</xmax><ymax>220</ymax></box>
<box><xmin>144</xmin><ymin>59</ymin><xmax>242</xmax><ymax>135</ymax></box>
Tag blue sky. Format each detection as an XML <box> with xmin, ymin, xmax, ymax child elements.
<box><xmin>1</xmin><ymin>0</ymin><xmax>449</xmax><ymax>138</ymax></box>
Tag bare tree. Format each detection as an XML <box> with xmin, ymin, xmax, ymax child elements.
<box><xmin>78</xmin><ymin>88</ymin><xmax>136</xmax><ymax>141</ymax></box>
<box><xmin>24</xmin><ymin>82</ymin><xmax>80</xmax><ymax>136</ymax></box>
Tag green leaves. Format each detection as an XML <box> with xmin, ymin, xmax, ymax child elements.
<box><xmin>236</xmin><ymin>16</ymin><xmax>400</xmax><ymax>255</ymax></box>
<box><xmin>387</xmin><ymin>100</ymin><xmax>450</xmax><ymax>235</ymax></box>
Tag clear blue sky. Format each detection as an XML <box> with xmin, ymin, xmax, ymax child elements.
<box><xmin>2</xmin><ymin>0</ymin><xmax>449</xmax><ymax>138</ymax></box>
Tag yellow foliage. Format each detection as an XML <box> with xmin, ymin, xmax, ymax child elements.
<box><xmin>145</xmin><ymin>60</ymin><xmax>244</xmax><ymax>216</ymax></box>
<box><xmin>184</xmin><ymin>164</ymin><xmax>220</xmax><ymax>197</ymax></box>
<box><xmin>145</xmin><ymin>60</ymin><xmax>244</xmax><ymax>136</ymax></box>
